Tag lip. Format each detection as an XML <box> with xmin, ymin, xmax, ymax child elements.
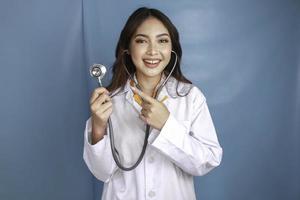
<box><xmin>143</xmin><ymin>59</ymin><xmax>161</xmax><ymax>68</ymax></box>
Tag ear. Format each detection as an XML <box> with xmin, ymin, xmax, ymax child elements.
<box><xmin>123</xmin><ymin>49</ymin><xmax>130</xmax><ymax>55</ymax></box>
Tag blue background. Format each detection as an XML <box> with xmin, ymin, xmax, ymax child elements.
<box><xmin>0</xmin><ymin>0</ymin><xmax>299</xmax><ymax>199</ymax></box>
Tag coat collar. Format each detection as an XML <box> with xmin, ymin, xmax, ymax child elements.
<box><xmin>111</xmin><ymin>74</ymin><xmax>193</xmax><ymax>105</ymax></box>
<box><xmin>125</xmin><ymin>74</ymin><xmax>170</xmax><ymax>104</ymax></box>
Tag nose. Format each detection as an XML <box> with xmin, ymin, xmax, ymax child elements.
<box><xmin>146</xmin><ymin>42</ymin><xmax>158</xmax><ymax>55</ymax></box>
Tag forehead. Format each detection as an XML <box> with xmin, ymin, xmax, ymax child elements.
<box><xmin>134</xmin><ymin>17</ymin><xmax>169</xmax><ymax>36</ymax></box>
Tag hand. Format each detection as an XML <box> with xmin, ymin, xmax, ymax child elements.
<box><xmin>89</xmin><ymin>87</ymin><xmax>113</xmax><ymax>143</ymax></box>
<box><xmin>131</xmin><ymin>86</ymin><xmax>170</xmax><ymax>130</ymax></box>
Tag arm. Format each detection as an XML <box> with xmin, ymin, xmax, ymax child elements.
<box><xmin>151</xmin><ymin>88</ymin><xmax>223</xmax><ymax>176</ymax></box>
<box><xmin>83</xmin><ymin>118</ymin><xmax>117</xmax><ymax>182</ymax></box>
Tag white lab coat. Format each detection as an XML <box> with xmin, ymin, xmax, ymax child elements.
<box><xmin>83</xmin><ymin>77</ymin><xmax>223</xmax><ymax>200</ymax></box>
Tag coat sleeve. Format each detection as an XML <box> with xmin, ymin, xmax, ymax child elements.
<box><xmin>150</xmin><ymin>87</ymin><xmax>223</xmax><ymax>176</ymax></box>
<box><xmin>83</xmin><ymin>118</ymin><xmax>117</xmax><ymax>182</ymax></box>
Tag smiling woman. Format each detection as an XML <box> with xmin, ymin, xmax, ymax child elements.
<box><xmin>129</xmin><ymin>17</ymin><xmax>172</xmax><ymax>95</ymax></box>
<box><xmin>83</xmin><ymin>7</ymin><xmax>223</xmax><ymax>200</ymax></box>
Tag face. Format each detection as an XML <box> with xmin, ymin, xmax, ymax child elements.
<box><xmin>129</xmin><ymin>17</ymin><xmax>172</xmax><ymax>81</ymax></box>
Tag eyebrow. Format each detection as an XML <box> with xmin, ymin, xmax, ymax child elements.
<box><xmin>134</xmin><ymin>33</ymin><xmax>170</xmax><ymax>38</ymax></box>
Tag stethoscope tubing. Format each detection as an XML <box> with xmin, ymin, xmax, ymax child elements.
<box><xmin>105</xmin><ymin>51</ymin><xmax>178</xmax><ymax>171</ymax></box>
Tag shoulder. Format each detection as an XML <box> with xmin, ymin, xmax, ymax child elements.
<box><xmin>166</xmin><ymin>76</ymin><xmax>206</xmax><ymax>103</ymax></box>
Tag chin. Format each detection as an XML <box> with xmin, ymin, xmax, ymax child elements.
<box><xmin>140</xmin><ymin>68</ymin><xmax>164</xmax><ymax>78</ymax></box>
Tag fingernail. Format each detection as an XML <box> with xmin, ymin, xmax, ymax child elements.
<box><xmin>130</xmin><ymin>86</ymin><xmax>136</xmax><ymax>90</ymax></box>
<box><xmin>130</xmin><ymin>86</ymin><xmax>138</xmax><ymax>93</ymax></box>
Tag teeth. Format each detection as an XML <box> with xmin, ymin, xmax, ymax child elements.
<box><xmin>144</xmin><ymin>59</ymin><xmax>160</xmax><ymax>64</ymax></box>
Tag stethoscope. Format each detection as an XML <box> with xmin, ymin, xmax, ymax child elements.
<box><xmin>89</xmin><ymin>50</ymin><xmax>178</xmax><ymax>171</ymax></box>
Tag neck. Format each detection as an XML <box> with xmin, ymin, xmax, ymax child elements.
<box><xmin>136</xmin><ymin>73</ymin><xmax>162</xmax><ymax>96</ymax></box>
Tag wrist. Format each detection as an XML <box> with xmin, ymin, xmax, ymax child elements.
<box><xmin>158</xmin><ymin>112</ymin><xmax>170</xmax><ymax>131</ymax></box>
<box><xmin>91</xmin><ymin>122</ymin><xmax>107</xmax><ymax>144</ymax></box>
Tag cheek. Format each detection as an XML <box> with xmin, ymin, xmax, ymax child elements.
<box><xmin>129</xmin><ymin>45</ymin><xmax>144</xmax><ymax>61</ymax></box>
<box><xmin>130</xmin><ymin>51</ymin><xmax>142</xmax><ymax>66</ymax></box>
<box><xmin>129</xmin><ymin>48</ymin><xmax>140</xmax><ymax>63</ymax></box>
<box><xmin>163</xmin><ymin>48</ymin><xmax>172</xmax><ymax>62</ymax></box>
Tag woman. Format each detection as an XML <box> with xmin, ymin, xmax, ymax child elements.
<box><xmin>83</xmin><ymin>7</ymin><xmax>222</xmax><ymax>200</ymax></box>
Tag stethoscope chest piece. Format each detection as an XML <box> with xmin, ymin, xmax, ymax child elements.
<box><xmin>90</xmin><ymin>64</ymin><xmax>107</xmax><ymax>86</ymax></box>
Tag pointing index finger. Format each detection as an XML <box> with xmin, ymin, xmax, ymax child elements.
<box><xmin>130</xmin><ymin>86</ymin><xmax>155</xmax><ymax>104</ymax></box>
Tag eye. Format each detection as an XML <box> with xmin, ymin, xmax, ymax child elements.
<box><xmin>135</xmin><ymin>39</ymin><xmax>147</xmax><ymax>44</ymax></box>
<box><xmin>159</xmin><ymin>38</ymin><xmax>169</xmax><ymax>43</ymax></box>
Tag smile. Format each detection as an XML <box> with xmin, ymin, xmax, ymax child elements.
<box><xmin>143</xmin><ymin>59</ymin><xmax>161</xmax><ymax>68</ymax></box>
<box><xmin>143</xmin><ymin>59</ymin><xmax>161</xmax><ymax>64</ymax></box>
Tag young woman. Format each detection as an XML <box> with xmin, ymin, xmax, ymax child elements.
<box><xmin>83</xmin><ymin>7</ymin><xmax>222</xmax><ymax>200</ymax></box>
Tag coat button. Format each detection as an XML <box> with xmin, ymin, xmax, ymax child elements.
<box><xmin>148</xmin><ymin>190</ymin><xmax>156</xmax><ymax>197</ymax></box>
